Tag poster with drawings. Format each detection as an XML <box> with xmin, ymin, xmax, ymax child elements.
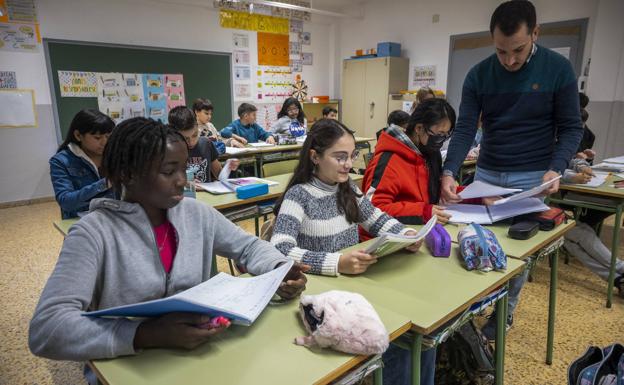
<box><xmin>257</xmin><ymin>66</ymin><xmax>293</xmax><ymax>103</ymax></box>
<box><xmin>255</xmin><ymin>103</ymin><xmax>282</xmax><ymax>131</ymax></box>
<box><xmin>58</xmin><ymin>70</ymin><xmax>97</xmax><ymax>97</ymax></box>
<box><xmin>142</xmin><ymin>74</ymin><xmax>167</xmax><ymax>122</ymax></box>
<box><xmin>164</xmin><ymin>74</ymin><xmax>186</xmax><ymax>110</ymax></box>
<box><xmin>96</xmin><ymin>73</ymin><xmax>125</xmax><ymax>123</ymax></box>
<box><xmin>119</xmin><ymin>73</ymin><xmax>145</xmax><ymax>119</ymax></box>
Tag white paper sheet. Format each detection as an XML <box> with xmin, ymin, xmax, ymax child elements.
<box><xmin>458</xmin><ymin>180</ymin><xmax>522</xmax><ymax>200</ymax></box>
<box><xmin>492</xmin><ymin>176</ymin><xmax>561</xmax><ymax>206</ymax></box>
<box><xmin>445</xmin><ymin>204</ymin><xmax>492</xmax><ymax>224</ymax></box>
<box><xmin>248</xmin><ymin>142</ymin><xmax>276</xmax><ymax>147</ymax></box>
<box><xmin>566</xmin><ymin>171</ymin><xmax>609</xmax><ymax>188</ymax></box>
<box><xmin>602</xmin><ymin>155</ymin><xmax>624</xmax><ymax>164</ymax></box>
<box><xmin>225</xmin><ymin>147</ymin><xmax>251</xmax><ymax>155</ymax></box>
<box><xmin>488</xmin><ymin>198</ymin><xmax>549</xmax><ymax>222</ymax></box>
<box><xmin>592</xmin><ymin>163</ymin><xmax>624</xmax><ymax>173</ymax></box>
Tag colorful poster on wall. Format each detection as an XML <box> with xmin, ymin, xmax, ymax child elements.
<box><xmin>0</xmin><ymin>22</ymin><xmax>40</xmax><ymax>52</ymax></box>
<box><xmin>58</xmin><ymin>70</ymin><xmax>97</xmax><ymax>97</ymax></box>
<box><xmin>6</xmin><ymin>0</ymin><xmax>37</xmax><ymax>23</ymax></box>
<box><xmin>220</xmin><ymin>10</ymin><xmax>288</xmax><ymax>35</ymax></box>
<box><xmin>119</xmin><ymin>73</ymin><xmax>145</xmax><ymax>119</ymax></box>
<box><xmin>257</xmin><ymin>66</ymin><xmax>293</xmax><ymax>102</ymax></box>
<box><xmin>142</xmin><ymin>74</ymin><xmax>167</xmax><ymax>122</ymax></box>
<box><xmin>0</xmin><ymin>71</ymin><xmax>17</xmax><ymax>89</ymax></box>
<box><xmin>96</xmin><ymin>73</ymin><xmax>125</xmax><ymax>123</ymax></box>
<box><xmin>164</xmin><ymin>74</ymin><xmax>185</xmax><ymax>111</ymax></box>
<box><xmin>255</xmin><ymin>103</ymin><xmax>282</xmax><ymax>132</ymax></box>
<box><xmin>258</xmin><ymin>32</ymin><xmax>289</xmax><ymax>67</ymax></box>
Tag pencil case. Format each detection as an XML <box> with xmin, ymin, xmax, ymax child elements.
<box><xmin>236</xmin><ymin>183</ymin><xmax>268</xmax><ymax>199</ymax></box>
<box><xmin>425</xmin><ymin>223</ymin><xmax>451</xmax><ymax>257</ymax></box>
<box><xmin>508</xmin><ymin>221</ymin><xmax>540</xmax><ymax>240</ymax></box>
<box><xmin>513</xmin><ymin>207</ymin><xmax>565</xmax><ymax>231</ymax></box>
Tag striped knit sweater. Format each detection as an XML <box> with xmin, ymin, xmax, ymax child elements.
<box><xmin>271</xmin><ymin>177</ymin><xmax>407</xmax><ymax>276</ymax></box>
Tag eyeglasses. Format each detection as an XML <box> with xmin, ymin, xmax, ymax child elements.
<box><xmin>330</xmin><ymin>150</ymin><xmax>360</xmax><ymax>166</ymax></box>
<box><xmin>425</xmin><ymin>127</ymin><xmax>452</xmax><ymax>141</ymax></box>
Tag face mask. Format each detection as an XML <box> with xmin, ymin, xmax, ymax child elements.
<box><xmin>418</xmin><ymin>131</ymin><xmax>447</xmax><ymax>154</ymax></box>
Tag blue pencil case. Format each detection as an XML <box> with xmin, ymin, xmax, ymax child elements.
<box><xmin>236</xmin><ymin>183</ymin><xmax>269</xmax><ymax>199</ymax></box>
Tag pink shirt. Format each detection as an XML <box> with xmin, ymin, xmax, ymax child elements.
<box><xmin>154</xmin><ymin>221</ymin><xmax>177</xmax><ymax>273</ymax></box>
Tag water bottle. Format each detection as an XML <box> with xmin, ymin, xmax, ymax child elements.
<box><xmin>184</xmin><ymin>169</ymin><xmax>196</xmax><ymax>198</ymax></box>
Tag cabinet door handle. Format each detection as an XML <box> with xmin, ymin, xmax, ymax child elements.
<box><xmin>369</xmin><ymin>101</ymin><xmax>375</xmax><ymax>118</ymax></box>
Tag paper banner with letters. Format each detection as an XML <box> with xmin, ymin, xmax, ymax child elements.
<box><xmin>220</xmin><ymin>9</ymin><xmax>288</xmax><ymax>35</ymax></box>
<box><xmin>58</xmin><ymin>71</ymin><xmax>97</xmax><ymax>97</ymax></box>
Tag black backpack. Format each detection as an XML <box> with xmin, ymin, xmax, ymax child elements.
<box><xmin>435</xmin><ymin>321</ymin><xmax>496</xmax><ymax>385</ymax></box>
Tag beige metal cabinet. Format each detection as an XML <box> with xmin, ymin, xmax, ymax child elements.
<box><xmin>341</xmin><ymin>57</ymin><xmax>409</xmax><ymax>138</ymax></box>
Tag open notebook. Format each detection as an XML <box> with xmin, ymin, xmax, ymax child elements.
<box><xmin>364</xmin><ymin>215</ymin><xmax>437</xmax><ymax>257</ymax></box>
<box><xmin>83</xmin><ymin>261</ymin><xmax>294</xmax><ymax>326</ymax></box>
<box><xmin>197</xmin><ymin>159</ymin><xmax>278</xmax><ymax>194</ymax></box>
<box><xmin>445</xmin><ymin>198</ymin><xmax>549</xmax><ymax>225</ymax></box>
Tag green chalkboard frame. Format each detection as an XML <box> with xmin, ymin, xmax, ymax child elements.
<box><xmin>43</xmin><ymin>39</ymin><xmax>233</xmax><ymax>143</ymax></box>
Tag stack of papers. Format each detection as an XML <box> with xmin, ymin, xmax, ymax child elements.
<box><xmin>445</xmin><ymin>198</ymin><xmax>549</xmax><ymax>225</ymax></box>
<box><xmin>364</xmin><ymin>215</ymin><xmax>437</xmax><ymax>257</ymax></box>
<box><xmin>592</xmin><ymin>162</ymin><xmax>624</xmax><ymax>173</ymax></box>
<box><xmin>84</xmin><ymin>261</ymin><xmax>294</xmax><ymax>326</ymax></box>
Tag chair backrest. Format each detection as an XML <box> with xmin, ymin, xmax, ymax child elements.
<box><xmin>260</xmin><ymin>218</ymin><xmax>275</xmax><ymax>241</ymax></box>
<box><xmin>262</xmin><ymin>159</ymin><xmax>299</xmax><ymax>177</ymax></box>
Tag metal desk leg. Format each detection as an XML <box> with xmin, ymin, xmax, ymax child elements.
<box><xmin>546</xmin><ymin>249</ymin><xmax>559</xmax><ymax>365</ymax></box>
<box><xmin>606</xmin><ymin>204</ymin><xmax>623</xmax><ymax>308</ymax></box>
<box><xmin>411</xmin><ymin>333</ymin><xmax>423</xmax><ymax>385</ymax></box>
<box><xmin>374</xmin><ymin>364</ymin><xmax>383</xmax><ymax>385</ymax></box>
<box><xmin>495</xmin><ymin>287</ymin><xmax>508</xmax><ymax>385</ymax></box>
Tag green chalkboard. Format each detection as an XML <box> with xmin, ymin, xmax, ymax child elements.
<box><xmin>44</xmin><ymin>39</ymin><xmax>232</xmax><ymax>141</ymax></box>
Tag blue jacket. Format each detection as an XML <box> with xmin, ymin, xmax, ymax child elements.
<box><xmin>49</xmin><ymin>144</ymin><xmax>115</xmax><ymax>219</ymax></box>
<box><xmin>220</xmin><ymin>119</ymin><xmax>273</xmax><ymax>143</ymax></box>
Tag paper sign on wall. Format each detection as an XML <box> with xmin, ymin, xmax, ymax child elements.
<box><xmin>58</xmin><ymin>70</ymin><xmax>97</xmax><ymax>97</ymax></box>
<box><xmin>164</xmin><ymin>74</ymin><xmax>185</xmax><ymax>110</ymax></box>
<box><xmin>96</xmin><ymin>73</ymin><xmax>124</xmax><ymax>123</ymax></box>
<box><xmin>258</xmin><ymin>32</ymin><xmax>289</xmax><ymax>67</ymax></box>
<box><xmin>143</xmin><ymin>74</ymin><xmax>167</xmax><ymax>122</ymax></box>
<box><xmin>0</xmin><ymin>22</ymin><xmax>40</xmax><ymax>52</ymax></box>
<box><xmin>257</xmin><ymin>66</ymin><xmax>293</xmax><ymax>102</ymax></box>
<box><xmin>0</xmin><ymin>71</ymin><xmax>17</xmax><ymax>89</ymax></box>
<box><xmin>0</xmin><ymin>89</ymin><xmax>37</xmax><ymax>128</ymax></box>
<box><xmin>220</xmin><ymin>10</ymin><xmax>289</xmax><ymax>35</ymax></box>
<box><xmin>413</xmin><ymin>65</ymin><xmax>436</xmax><ymax>88</ymax></box>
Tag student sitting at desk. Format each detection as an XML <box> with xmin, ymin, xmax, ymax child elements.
<box><xmin>375</xmin><ymin>109</ymin><xmax>410</xmax><ymax>140</ymax></box>
<box><xmin>49</xmin><ymin>109</ymin><xmax>116</xmax><ymax>219</ymax></box>
<box><xmin>322</xmin><ymin>106</ymin><xmax>338</xmax><ymax>120</ymax></box>
<box><xmin>221</xmin><ymin>103</ymin><xmax>276</xmax><ymax>145</ymax></box>
<box><xmin>168</xmin><ymin>106</ymin><xmax>238</xmax><ymax>183</ymax></box>
<box><xmin>269</xmin><ymin>118</ymin><xmax>429</xmax><ymax>385</ymax></box>
<box><xmin>270</xmin><ymin>97</ymin><xmax>307</xmax><ymax>137</ymax></box>
<box><xmin>29</xmin><ymin>117</ymin><xmax>308</xmax><ymax>370</ymax></box>
<box><xmin>192</xmin><ymin>98</ymin><xmax>226</xmax><ymax>154</ymax></box>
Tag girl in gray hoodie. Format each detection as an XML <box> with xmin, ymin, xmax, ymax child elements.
<box><xmin>29</xmin><ymin>117</ymin><xmax>308</xmax><ymax>362</ymax></box>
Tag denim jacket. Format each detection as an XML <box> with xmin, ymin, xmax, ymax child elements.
<box><xmin>49</xmin><ymin>143</ymin><xmax>115</xmax><ymax>219</ymax></box>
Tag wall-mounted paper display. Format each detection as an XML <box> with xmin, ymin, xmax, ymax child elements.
<box><xmin>257</xmin><ymin>66</ymin><xmax>293</xmax><ymax>102</ymax></box>
<box><xmin>232</xmin><ymin>32</ymin><xmax>249</xmax><ymax>49</ymax></box>
<box><xmin>58</xmin><ymin>70</ymin><xmax>97</xmax><ymax>97</ymax></box>
<box><xmin>258</xmin><ymin>32</ymin><xmax>289</xmax><ymax>67</ymax></box>
<box><xmin>234</xmin><ymin>66</ymin><xmax>251</xmax><ymax>81</ymax></box>
<box><xmin>164</xmin><ymin>74</ymin><xmax>186</xmax><ymax>110</ymax></box>
<box><xmin>0</xmin><ymin>71</ymin><xmax>17</xmax><ymax>89</ymax></box>
<box><xmin>233</xmin><ymin>50</ymin><xmax>250</xmax><ymax>65</ymax></box>
<box><xmin>142</xmin><ymin>73</ymin><xmax>167</xmax><ymax>122</ymax></box>
<box><xmin>289</xmin><ymin>20</ymin><xmax>303</xmax><ymax>34</ymax></box>
<box><xmin>0</xmin><ymin>21</ymin><xmax>40</xmax><ymax>52</ymax></box>
<box><xmin>220</xmin><ymin>9</ymin><xmax>288</xmax><ymax>35</ymax></box>
<box><xmin>301</xmin><ymin>52</ymin><xmax>313</xmax><ymax>66</ymax></box>
<box><xmin>300</xmin><ymin>32</ymin><xmax>311</xmax><ymax>45</ymax></box>
<box><xmin>0</xmin><ymin>89</ymin><xmax>37</xmax><ymax>128</ymax></box>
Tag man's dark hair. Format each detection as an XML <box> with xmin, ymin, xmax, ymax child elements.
<box><xmin>490</xmin><ymin>0</ymin><xmax>537</xmax><ymax>36</ymax></box>
<box><xmin>387</xmin><ymin>110</ymin><xmax>411</xmax><ymax>127</ymax></box>
<box><xmin>238</xmin><ymin>103</ymin><xmax>257</xmax><ymax>117</ymax></box>
<box><xmin>168</xmin><ymin>106</ymin><xmax>196</xmax><ymax>131</ymax></box>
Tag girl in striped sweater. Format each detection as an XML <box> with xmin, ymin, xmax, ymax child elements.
<box><xmin>271</xmin><ymin>118</ymin><xmax>423</xmax><ymax>276</ymax></box>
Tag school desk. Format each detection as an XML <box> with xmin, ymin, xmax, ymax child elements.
<box><xmin>218</xmin><ymin>137</ymin><xmax>375</xmax><ymax>177</ymax></box>
<box><xmin>444</xmin><ymin>220</ymin><xmax>576</xmax><ymax>365</ymax></box>
<box><xmin>548</xmin><ymin>173</ymin><xmax>624</xmax><ymax>308</ymax></box>
<box><xmin>333</xmin><ymin>241</ymin><xmax>526</xmax><ymax>385</ymax></box>
<box><xmin>85</xmin><ymin>274</ymin><xmax>411</xmax><ymax>385</ymax></box>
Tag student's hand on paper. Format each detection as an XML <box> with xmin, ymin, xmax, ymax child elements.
<box><xmin>266</xmin><ymin>136</ymin><xmax>276</xmax><ymax>145</ymax></box>
<box><xmin>402</xmin><ymin>230</ymin><xmax>424</xmax><ymax>253</ymax></box>
<box><xmin>440</xmin><ymin>175</ymin><xmax>462</xmax><ymax>204</ymax></box>
<box><xmin>571</xmin><ymin>172</ymin><xmax>592</xmax><ymax>184</ymax></box>
<box><xmin>230</xmin><ymin>139</ymin><xmax>245</xmax><ymax>148</ymax></box>
<box><xmin>431</xmin><ymin>205</ymin><xmax>451</xmax><ymax>224</ymax></box>
<box><xmin>580</xmin><ymin>166</ymin><xmax>595</xmax><ymax>176</ymax></box>
<box><xmin>133</xmin><ymin>312</ymin><xmax>229</xmax><ymax>350</ymax></box>
<box><xmin>228</xmin><ymin>159</ymin><xmax>240</xmax><ymax>171</ymax></box>
<box><xmin>338</xmin><ymin>250</ymin><xmax>378</xmax><ymax>275</ymax></box>
<box><xmin>277</xmin><ymin>262</ymin><xmax>310</xmax><ymax>300</ymax></box>
<box><xmin>232</xmin><ymin>134</ymin><xmax>248</xmax><ymax>145</ymax></box>
<box><xmin>482</xmin><ymin>196</ymin><xmax>503</xmax><ymax>206</ymax></box>
<box><xmin>542</xmin><ymin>171</ymin><xmax>561</xmax><ymax>195</ymax></box>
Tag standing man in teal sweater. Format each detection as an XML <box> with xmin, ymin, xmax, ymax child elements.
<box><xmin>441</xmin><ymin>0</ymin><xmax>583</xmax><ymax>339</ymax></box>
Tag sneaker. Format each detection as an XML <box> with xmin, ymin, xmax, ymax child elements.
<box><xmin>615</xmin><ymin>275</ymin><xmax>623</xmax><ymax>299</ymax></box>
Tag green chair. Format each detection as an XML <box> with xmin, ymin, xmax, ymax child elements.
<box><xmin>262</xmin><ymin>159</ymin><xmax>298</xmax><ymax>177</ymax></box>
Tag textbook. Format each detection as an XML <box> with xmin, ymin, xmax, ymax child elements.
<box><xmin>445</xmin><ymin>197</ymin><xmax>549</xmax><ymax>225</ymax></box>
<box><xmin>364</xmin><ymin>215</ymin><xmax>437</xmax><ymax>257</ymax></box>
<box><xmin>196</xmin><ymin>159</ymin><xmax>277</xmax><ymax>194</ymax></box>
<box><xmin>83</xmin><ymin>260</ymin><xmax>294</xmax><ymax>326</ymax></box>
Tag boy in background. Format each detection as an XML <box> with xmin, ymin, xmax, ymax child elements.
<box><xmin>221</xmin><ymin>103</ymin><xmax>276</xmax><ymax>145</ymax></box>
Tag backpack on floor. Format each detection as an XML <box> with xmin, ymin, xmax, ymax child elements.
<box><xmin>435</xmin><ymin>321</ymin><xmax>495</xmax><ymax>385</ymax></box>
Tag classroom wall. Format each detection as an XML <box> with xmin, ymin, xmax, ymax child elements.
<box><xmin>0</xmin><ymin>0</ymin><xmax>336</xmax><ymax>204</ymax></box>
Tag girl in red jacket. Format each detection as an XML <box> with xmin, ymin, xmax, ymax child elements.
<box><xmin>361</xmin><ymin>98</ymin><xmax>456</xmax><ymax>240</ymax></box>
